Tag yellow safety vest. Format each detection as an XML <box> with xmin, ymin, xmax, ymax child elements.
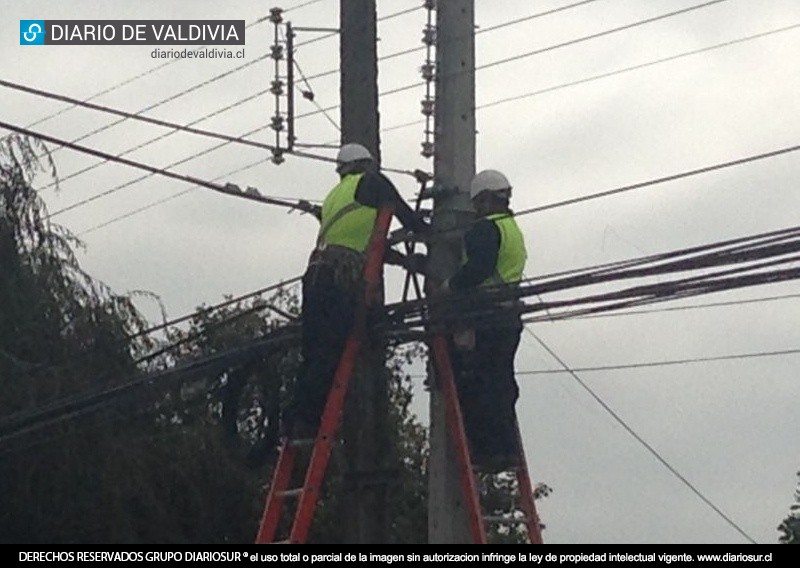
<box><xmin>317</xmin><ymin>173</ymin><xmax>378</xmax><ymax>253</ymax></box>
<box><xmin>481</xmin><ymin>213</ymin><xmax>527</xmax><ymax>287</ymax></box>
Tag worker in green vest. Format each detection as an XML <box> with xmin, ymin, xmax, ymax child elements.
<box><xmin>441</xmin><ymin>169</ymin><xmax>527</xmax><ymax>472</ymax></box>
<box><xmin>286</xmin><ymin>143</ymin><xmax>428</xmax><ymax>439</ymax></box>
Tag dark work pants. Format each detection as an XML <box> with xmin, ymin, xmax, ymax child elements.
<box><xmin>450</xmin><ymin>319</ymin><xmax>522</xmax><ymax>461</ymax></box>
<box><xmin>288</xmin><ymin>262</ymin><xmax>358</xmax><ymax>430</ymax></box>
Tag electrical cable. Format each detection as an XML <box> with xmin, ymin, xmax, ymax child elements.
<box><xmin>523</xmin><ymin>327</ymin><xmax>758</xmax><ymax>544</ymax></box>
<box><xmin>297</xmin><ymin>0</ymin><xmax>733</xmax><ymax>120</ymax></box>
<box><xmin>517</xmin><ymin>347</ymin><xmax>800</xmax><ymax>375</ymax></box>
<box><xmin>0</xmin><ymin>119</ymin><xmax>320</xmax><ymax>217</ymax></box>
<box><xmin>0</xmin><ymin>310</ymin><xmax>301</xmax><ymax>444</ymax></box>
<box><xmin>478</xmin><ymin>0</ymin><xmax>729</xmax><ymax>74</ymax></box>
<box><xmin>379</xmin><ymin>22</ymin><xmax>800</xmax><ymax>135</ymax></box>
<box><xmin>2</xmin><ymin>13</ymin><xmax>282</xmax><ymax>139</ymax></box>
<box><xmin>568</xmin><ymin>292</ymin><xmax>800</xmax><ymax>320</ymax></box>
<box><xmin>513</xmin><ymin>144</ymin><xmax>800</xmax><ymax>218</ymax></box>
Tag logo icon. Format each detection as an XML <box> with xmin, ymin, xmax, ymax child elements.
<box><xmin>20</xmin><ymin>20</ymin><xmax>45</xmax><ymax>45</ymax></box>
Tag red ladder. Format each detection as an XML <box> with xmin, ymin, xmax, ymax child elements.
<box><xmin>254</xmin><ymin>207</ymin><xmax>393</xmax><ymax>545</ymax></box>
<box><xmin>430</xmin><ymin>335</ymin><xmax>544</xmax><ymax>544</ymax></box>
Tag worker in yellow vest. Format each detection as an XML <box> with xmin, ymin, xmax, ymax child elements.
<box><xmin>286</xmin><ymin>143</ymin><xmax>428</xmax><ymax>439</ymax></box>
<box><xmin>441</xmin><ymin>169</ymin><xmax>527</xmax><ymax>471</ymax></box>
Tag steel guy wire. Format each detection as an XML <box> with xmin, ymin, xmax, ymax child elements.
<box><xmin>523</xmin><ymin>327</ymin><xmax>757</xmax><ymax>544</ymax></box>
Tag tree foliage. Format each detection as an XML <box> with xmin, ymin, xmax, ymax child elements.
<box><xmin>778</xmin><ymin>471</ymin><xmax>800</xmax><ymax>544</ymax></box>
<box><xmin>0</xmin><ymin>137</ymin><xmax>544</xmax><ymax>543</ymax></box>
<box><xmin>0</xmin><ymin>135</ymin><xmax>428</xmax><ymax>542</ymax></box>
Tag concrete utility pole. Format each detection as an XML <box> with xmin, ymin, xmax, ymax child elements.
<box><xmin>339</xmin><ymin>0</ymin><xmax>388</xmax><ymax>544</ymax></box>
<box><xmin>428</xmin><ymin>0</ymin><xmax>476</xmax><ymax>544</ymax></box>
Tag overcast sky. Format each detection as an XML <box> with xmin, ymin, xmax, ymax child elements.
<box><xmin>3</xmin><ymin>0</ymin><xmax>799</xmax><ymax>544</ymax></box>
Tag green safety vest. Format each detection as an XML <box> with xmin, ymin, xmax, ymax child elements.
<box><xmin>479</xmin><ymin>213</ymin><xmax>527</xmax><ymax>287</ymax></box>
<box><xmin>316</xmin><ymin>173</ymin><xmax>378</xmax><ymax>253</ymax></box>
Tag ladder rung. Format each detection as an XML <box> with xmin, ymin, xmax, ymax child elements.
<box><xmin>288</xmin><ymin>438</ymin><xmax>315</xmax><ymax>447</ymax></box>
<box><xmin>278</xmin><ymin>488</ymin><xmax>304</xmax><ymax>498</ymax></box>
<box><xmin>272</xmin><ymin>539</ymin><xmax>290</xmax><ymax>544</ymax></box>
<box><xmin>484</xmin><ymin>515</ymin><xmax>529</xmax><ymax>525</ymax></box>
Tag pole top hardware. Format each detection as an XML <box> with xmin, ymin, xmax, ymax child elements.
<box><xmin>269</xmin><ymin>7</ymin><xmax>284</xmax><ymax>24</ymax></box>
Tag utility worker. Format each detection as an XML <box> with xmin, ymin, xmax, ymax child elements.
<box><xmin>286</xmin><ymin>143</ymin><xmax>428</xmax><ymax>439</ymax></box>
<box><xmin>440</xmin><ymin>169</ymin><xmax>527</xmax><ymax>471</ymax></box>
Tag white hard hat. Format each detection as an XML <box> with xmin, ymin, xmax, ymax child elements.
<box><xmin>470</xmin><ymin>169</ymin><xmax>511</xmax><ymax>200</ymax></box>
<box><xmin>336</xmin><ymin>143</ymin><xmax>373</xmax><ymax>165</ymax></box>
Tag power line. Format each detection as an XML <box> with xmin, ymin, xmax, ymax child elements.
<box><xmin>514</xmin><ymin>143</ymin><xmax>800</xmax><ymax>218</ymax></box>
<box><xmin>385</xmin><ymin>224</ymin><xmax>800</xmax><ymax>334</ymax></box>
<box><xmin>0</xmin><ymin>119</ymin><xmax>320</xmax><ymax>216</ymax></box>
<box><xmin>50</xmin><ymin>123</ymin><xmax>270</xmax><ymax>217</ymax></box>
<box><xmin>37</xmin><ymin>87</ymin><xmax>271</xmax><ymax>192</ymax></box>
<box><xmin>14</xmin><ymin>277</ymin><xmax>302</xmax><ymax>392</ymax></box>
<box><xmin>0</xmin><ymin>78</ymin><xmax>336</xmax><ymax>169</ymax></box>
<box><xmin>284</xmin><ymin>0</ymin><xmax>328</xmax><ymax>13</ymax></box>
<box><xmin>477</xmin><ymin>0</ymin><xmax>729</xmax><ymax>73</ymax></box>
<box><xmin>477</xmin><ymin>0</ymin><xmax>602</xmax><ymax>36</ymax></box>
<box><xmin>477</xmin><ymin>23</ymin><xmax>800</xmax><ymax>111</ymax></box>
<box><xmin>564</xmin><ymin>292</ymin><xmax>800</xmax><ymax>320</ymax></box>
<box><xmin>129</xmin><ymin>277</ymin><xmax>302</xmax><ymax>341</ymax></box>
<box><xmin>42</xmin><ymin>55</ymin><xmax>273</xmax><ymax>164</ymax></box>
<box><xmin>0</xmin><ymin>321</ymin><xmax>300</xmax><ymax>445</ymax></box>
<box><xmin>378</xmin><ymin>22</ymin><xmax>800</xmax><ymax>135</ymax></box>
<box><xmin>4</xmin><ymin>15</ymin><xmax>278</xmax><ymax>138</ymax></box>
<box><xmin>303</xmin><ymin>0</ymin><xmax>603</xmax><ymax>80</ymax></box>
<box><xmin>8</xmin><ymin>3</ymin><xmax>751</xmax><ymax>218</ymax></box>
<box><xmin>523</xmin><ymin>327</ymin><xmax>758</xmax><ymax>544</ymax></box>
<box><xmin>78</xmin><ymin>155</ymin><xmax>274</xmax><ymax>235</ymax></box>
<box><xmin>517</xmin><ymin>346</ymin><xmax>800</xmax><ymax>375</ymax></box>
<box><xmin>297</xmin><ymin>0</ymin><xmax>732</xmax><ymax>121</ymax></box>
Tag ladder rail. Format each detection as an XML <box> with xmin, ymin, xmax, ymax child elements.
<box><xmin>431</xmin><ymin>335</ymin><xmax>488</xmax><ymax>544</ymax></box>
<box><xmin>255</xmin><ymin>439</ymin><xmax>298</xmax><ymax>543</ymax></box>
<box><xmin>431</xmin><ymin>334</ymin><xmax>544</xmax><ymax>544</ymax></box>
<box><xmin>288</xmin><ymin>334</ymin><xmax>361</xmax><ymax>543</ymax></box>
<box><xmin>513</xmin><ymin>416</ymin><xmax>544</xmax><ymax>544</ymax></box>
<box><xmin>254</xmin><ymin>207</ymin><xmax>393</xmax><ymax>544</ymax></box>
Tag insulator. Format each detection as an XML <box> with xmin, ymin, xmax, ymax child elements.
<box><xmin>270</xmin><ymin>44</ymin><xmax>284</xmax><ymax>60</ymax></box>
<box><xmin>420</xmin><ymin>99</ymin><xmax>434</xmax><ymax>117</ymax></box>
<box><xmin>421</xmin><ymin>25</ymin><xmax>436</xmax><ymax>46</ymax></box>
<box><xmin>424</xmin><ymin>0</ymin><xmax>437</xmax><ymax>10</ymax></box>
<box><xmin>270</xmin><ymin>115</ymin><xmax>284</xmax><ymax>132</ymax></box>
<box><xmin>421</xmin><ymin>141</ymin><xmax>435</xmax><ymax>158</ymax></box>
<box><xmin>270</xmin><ymin>80</ymin><xmax>284</xmax><ymax>95</ymax></box>
<box><xmin>271</xmin><ymin>149</ymin><xmax>285</xmax><ymax>165</ymax></box>
<box><xmin>420</xmin><ymin>63</ymin><xmax>435</xmax><ymax>81</ymax></box>
<box><xmin>269</xmin><ymin>7</ymin><xmax>284</xmax><ymax>24</ymax></box>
